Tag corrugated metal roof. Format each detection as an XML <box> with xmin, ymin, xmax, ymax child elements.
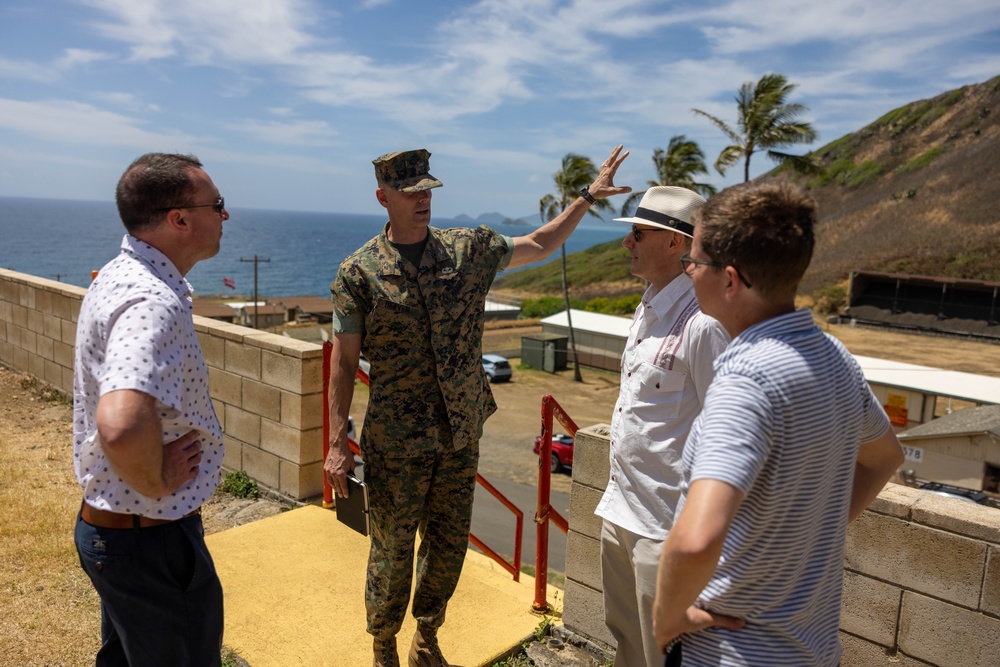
<box><xmin>540</xmin><ymin>309</ymin><xmax>632</xmax><ymax>338</ymax></box>
<box><xmin>853</xmin><ymin>355</ymin><xmax>1000</xmax><ymax>405</ymax></box>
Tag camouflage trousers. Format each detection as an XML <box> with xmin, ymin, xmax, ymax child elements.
<box><xmin>364</xmin><ymin>443</ymin><xmax>479</xmax><ymax>640</ymax></box>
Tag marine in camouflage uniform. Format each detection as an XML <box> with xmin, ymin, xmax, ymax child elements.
<box><xmin>325</xmin><ymin>146</ymin><xmax>632</xmax><ymax>667</ymax></box>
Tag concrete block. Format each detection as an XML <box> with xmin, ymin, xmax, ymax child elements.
<box><xmin>845</xmin><ymin>512</ymin><xmax>987</xmax><ymax>608</ymax></box>
<box><xmin>912</xmin><ymin>492</ymin><xmax>1000</xmax><ymax>544</ymax></box>
<box><xmin>568</xmin><ymin>483</ymin><xmax>604</xmax><ymax>541</ymax></box>
<box><xmin>53</xmin><ymin>341</ymin><xmax>73</xmax><ymax>369</ymax></box>
<box><xmin>225</xmin><ymin>405</ymin><xmax>261</xmax><ymax>447</ymax></box>
<box><xmin>841</xmin><ymin>571</ymin><xmax>901</xmax><ymax>646</ymax></box>
<box><xmin>0</xmin><ymin>340</ymin><xmax>10</xmax><ymax>366</ymax></box>
<box><xmin>899</xmin><ymin>591</ymin><xmax>1000</xmax><ymax>667</ymax></box>
<box><xmin>194</xmin><ymin>319</ymin><xmax>247</xmax><ymax>342</ymax></box>
<box><xmin>243</xmin><ymin>379</ymin><xmax>281</xmax><ymax>422</ymax></box>
<box><xmin>199</xmin><ymin>332</ymin><xmax>225</xmax><ymax>369</ymax></box>
<box><xmin>19</xmin><ymin>284</ymin><xmax>36</xmax><ymax>309</ymax></box>
<box><xmin>61</xmin><ymin>318</ymin><xmax>76</xmax><ymax>345</ymax></box>
<box><xmin>35</xmin><ymin>288</ymin><xmax>53</xmax><ymax>315</ymax></box>
<box><xmin>27</xmin><ymin>308</ymin><xmax>44</xmax><ymax>334</ymax></box>
<box><xmin>563</xmin><ymin>579</ymin><xmax>615</xmax><ymax>649</ymax></box>
<box><xmin>36</xmin><ymin>335</ymin><xmax>54</xmax><ymax>362</ymax></box>
<box><xmin>242</xmin><ymin>445</ymin><xmax>280</xmax><ymax>491</ymax></box>
<box><xmin>984</xmin><ymin>545</ymin><xmax>1000</xmax><ymax>616</ymax></box>
<box><xmin>225</xmin><ymin>340</ymin><xmax>261</xmax><ymax>380</ymax></box>
<box><xmin>208</xmin><ymin>367</ymin><xmax>243</xmax><ymax>406</ymax></box>
<box><xmin>43</xmin><ymin>359</ymin><xmax>62</xmax><ymax>387</ymax></box>
<box><xmin>212</xmin><ymin>399</ymin><xmax>225</xmax><ymax>430</ymax></box>
<box><xmin>839</xmin><ymin>633</ymin><xmax>922</xmax><ymax>667</ymax></box>
<box><xmin>0</xmin><ymin>319</ymin><xmax>5</xmax><ymax>342</ymax></box>
<box><xmin>43</xmin><ymin>314</ymin><xmax>61</xmax><ymax>341</ymax></box>
<box><xmin>243</xmin><ymin>332</ymin><xmax>285</xmax><ymax>353</ymax></box>
<box><xmin>51</xmin><ymin>293</ymin><xmax>74</xmax><ymax>321</ymax></box>
<box><xmin>60</xmin><ymin>366</ymin><xmax>73</xmax><ymax>394</ymax></box>
<box><xmin>262</xmin><ymin>419</ymin><xmax>323</xmax><ymax>465</ymax></box>
<box><xmin>281</xmin><ymin>390</ymin><xmax>324</xmax><ymax>430</ymax></box>
<box><xmin>222</xmin><ymin>436</ymin><xmax>243</xmax><ymax>470</ymax></box>
<box><xmin>262</xmin><ymin>350</ymin><xmax>323</xmax><ymax>394</ymax></box>
<box><xmin>571</xmin><ymin>424</ymin><xmax>610</xmax><ymax>491</ymax></box>
<box><xmin>280</xmin><ymin>459</ymin><xmax>323</xmax><ymax>500</ymax></box>
<box><xmin>11</xmin><ymin>345</ymin><xmax>28</xmax><ymax>372</ymax></box>
<box><xmin>28</xmin><ymin>353</ymin><xmax>44</xmax><ymax>378</ymax></box>
<box><xmin>12</xmin><ymin>304</ymin><xmax>28</xmax><ymax>328</ymax></box>
<box><xmin>565</xmin><ymin>531</ymin><xmax>602</xmax><ymax>592</ymax></box>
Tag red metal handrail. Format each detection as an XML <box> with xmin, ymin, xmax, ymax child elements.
<box><xmin>533</xmin><ymin>393</ymin><xmax>577</xmax><ymax>613</ymax></box>
<box><xmin>321</xmin><ymin>341</ymin><xmax>524</xmax><ymax>580</ymax></box>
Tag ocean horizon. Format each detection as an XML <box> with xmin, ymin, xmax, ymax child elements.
<box><xmin>0</xmin><ymin>196</ymin><xmax>628</xmax><ymax>298</ymax></box>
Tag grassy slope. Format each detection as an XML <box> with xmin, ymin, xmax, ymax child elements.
<box><xmin>496</xmin><ymin>74</ymin><xmax>1000</xmax><ymax>301</ymax></box>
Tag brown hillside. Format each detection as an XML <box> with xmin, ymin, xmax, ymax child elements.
<box><xmin>772</xmin><ymin>74</ymin><xmax>1000</xmax><ymax>295</ymax></box>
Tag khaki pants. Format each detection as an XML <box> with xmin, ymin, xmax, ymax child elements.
<box><xmin>601</xmin><ymin>519</ymin><xmax>665</xmax><ymax>667</ymax></box>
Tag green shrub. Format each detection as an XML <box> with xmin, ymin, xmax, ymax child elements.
<box><xmin>812</xmin><ymin>283</ymin><xmax>847</xmax><ymax>315</ymax></box>
<box><xmin>520</xmin><ymin>296</ymin><xmax>584</xmax><ymax>319</ymax></box>
<box><xmin>218</xmin><ymin>470</ymin><xmax>261</xmax><ymax>499</ymax></box>
<box><xmin>897</xmin><ymin>146</ymin><xmax>944</xmax><ymax>174</ymax></box>
<box><xmin>842</xmin><ymin>161</ymin><xmax>882</xmax><ymax>189</ymax></box>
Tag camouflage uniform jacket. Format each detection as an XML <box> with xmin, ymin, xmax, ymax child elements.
<box><xmin>331</xmin><ymin>223</ymin><xmax>513</xmax><ymax>457</ymax></box>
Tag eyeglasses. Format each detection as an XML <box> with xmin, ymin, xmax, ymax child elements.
<box><xmin>157</xmin><ymin>196</ymin><xmax>226</xmax><ymax>216</ymax></box>
<box><xmin>680</xmin><ymin>253</ymin><xmax>752</xmax><ymax>288</ymax></box>
<box><xmin>630</xmin><ymin>224</ymin><xmax>669</xmax><ymax>242</ymax></box>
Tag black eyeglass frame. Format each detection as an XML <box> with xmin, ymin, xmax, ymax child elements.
<box><xmin>680</xmin><ymin>253</ymin><xmax>752</xmax><ymax>288</ymax></box>
<box><xmin>630</xmin><ymin>224</ymin><xmax>671</xmax><ymax>242</ymax></box>
<box><xmin>156</xmin><ymin>195</ymin><xmax>225</xmax><ymax>216</ymax></box>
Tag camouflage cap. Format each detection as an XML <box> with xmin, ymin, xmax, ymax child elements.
<box><xmin>372</xmin><ymin>149</ymin><xmax>443</xmax><ymax>192</ymax></box>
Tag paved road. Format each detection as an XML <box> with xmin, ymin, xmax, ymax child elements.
<box><xmin>470</xmin><ymin>474</ymin><xmax>571</xmax><ymax>574</ymax></box>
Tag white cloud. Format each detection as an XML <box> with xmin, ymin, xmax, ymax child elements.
<box><xmin>55</xmin><ymin>48</ymin><xmax>113</xmax><ymax>69</ymax></box>
<box><xmin>92</xmin><ymin>91</ymin><xmax>160</xmax><ymax>112</ymax></box>
<box><xmin>222</xmin><ymin>118</ymin><xmax>339</xmax><ymax>147</ymax></box>
<box><xmin>0</xmin><ymin>56</ymin><xmax>58</xmax><ymax>83</ymax></box>
<box><xmin>0</xmin><ymin>98</ymin><xmax>197</xmax><ymax>148</ymax></box>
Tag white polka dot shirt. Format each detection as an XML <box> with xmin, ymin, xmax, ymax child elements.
<box><xmin>73</xmin><ymin>235</ymin><xmax>223</xmax><ymax>519</ymax></box>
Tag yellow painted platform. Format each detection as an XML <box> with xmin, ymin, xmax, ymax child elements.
<box><xmin>206</xmin><ymin>505</ymin><xmax>550</xmax><ymax>667</ymax></box>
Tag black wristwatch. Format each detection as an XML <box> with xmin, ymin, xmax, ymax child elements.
<box><xmin>579</xmin><ymin>186</ymin><xmax>596</xmax><ymax>205</ymax></box>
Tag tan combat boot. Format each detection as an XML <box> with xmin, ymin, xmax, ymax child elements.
<box><xmin>408</xmin><ymin>624</ymin><xmax>450</xmax><ymax>667</ymax></box>
<box><xmin>373</xmin><ymin>636</ymin><xmax>399</xmax><ymax>667</ymax></box>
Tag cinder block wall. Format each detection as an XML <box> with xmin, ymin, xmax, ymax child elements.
<box><xmin>0</xmin><ymin>268</ymin><xmax>326</xmax><ymax>501</ymax></box>
<box><xmin>565</xmin><ymin>424</ymin><xmax>1000</xmax><ymax>667</ymax></box>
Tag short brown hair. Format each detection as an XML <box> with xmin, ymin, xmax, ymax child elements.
<box><xmin>694</xmin><ymin>181</ymin><xmax>816</xmax><ymax>299</ymax></box>
<box><xmin>115</xmin><ymin>153</ymin><xmax>203</xmax><ymax>234</ymax></box>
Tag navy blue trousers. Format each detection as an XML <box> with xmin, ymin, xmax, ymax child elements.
<box><xmin>75</xmin><ymin>512</ymin><xmax>224</xmax><ymax>667</ymax></box>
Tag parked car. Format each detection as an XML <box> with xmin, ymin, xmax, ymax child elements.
<box><xmin>482</xmin><ymin>354</ymin><xmax>512</xmax><ymax>382</ymax></box>
<box><xmin>534</xmin><ymin>433</ymin><xmax>574</xmax><ymax>473</ymax></box>
<box><xmin>919</xmin><ymin>481</ymin><xmax>990</xmax><ymax>505</ymax></box>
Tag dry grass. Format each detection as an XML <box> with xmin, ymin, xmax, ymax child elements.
<box><xmin>0</xmin><ymin>370</ymin><xmax>100</xmax><ymax>666</ymax></box>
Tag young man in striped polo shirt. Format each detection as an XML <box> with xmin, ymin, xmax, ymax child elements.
<box><xmin>652</xmin><ymin>181</ymin><xmax>904</xmax><ymax>666</ymax></box>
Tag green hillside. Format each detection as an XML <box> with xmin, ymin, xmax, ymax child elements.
<box><xmin>497</xmin><ymin>74</ymin><xmax>1000</xmax><ymax>303</ymax></box>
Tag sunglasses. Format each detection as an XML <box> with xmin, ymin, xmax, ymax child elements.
<box><xmin>157</xmin><ymin>195</ymin><xmax>226</xmax><ymax>216</ymax></box>
<box><xmin>680</xmin><ymin>253</ymin><xmax>752</xmax><ymax>288</ymax></box>
<box><xmin>630</xmin><ymin>224</ymin><xmax>669</xmax><ymax>242</ymax></box>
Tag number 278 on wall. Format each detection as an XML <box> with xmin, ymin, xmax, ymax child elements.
<box><xmin>902</xmin><ymin>446</ymin><xmax>924</xmax><ymax>463</ymax></box>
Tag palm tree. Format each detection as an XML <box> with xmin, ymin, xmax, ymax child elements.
<box><xmin>619</xmin><ymin>135</ymin><xmax>716</xmax><ymax>217</ymax></box>
<box><xmin>539</xmin><ymin>153</ymin><xmax>611</xmax><ymax>382</ymax></box>
<box><xmin>692</xmin><ymin>72</ymin><xmax>820</xmax><ymax>182</ymax></box>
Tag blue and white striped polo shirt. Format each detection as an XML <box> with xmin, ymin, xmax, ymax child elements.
<box><xmin>679</xmin><ymin>308</ymin><xmax>890</xmax><ymax>667</ymax></box>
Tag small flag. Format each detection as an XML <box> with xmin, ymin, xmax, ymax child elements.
<box><xmin>223</xmin><ymin>277</ymin><xmax>236</xmax><ymax>290</ymax></box>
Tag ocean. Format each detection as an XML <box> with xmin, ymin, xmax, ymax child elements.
<box><xmin>0</xmin><ymin>196</ymin><xmax>627</xmax><ymax>297</ymax></box>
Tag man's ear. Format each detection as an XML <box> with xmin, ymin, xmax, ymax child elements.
<box><xmin>723</xmin><ymin>266</ymin><xmax>743</xmax><ymax>299</ymax></box>
<box><xmin>375</xmin><ymin>187</ymin><xmax>389</xmax><ymax>209</ymax></box>
<box><xmin>163</xmin><ymin>208</ymin><xmax>187</xmax><ymax>231</ymax></box>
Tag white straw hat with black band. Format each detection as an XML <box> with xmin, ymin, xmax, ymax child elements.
<box><xmin>613</xmin><ymin>186</ymin><xmax>707</xmax><ymax>238</ymax></box>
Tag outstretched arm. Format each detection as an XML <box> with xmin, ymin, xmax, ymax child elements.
<box><xmin>508</xmin><ymin>145</ymin><xmax>631</xmax><ymax>269</ymax></box>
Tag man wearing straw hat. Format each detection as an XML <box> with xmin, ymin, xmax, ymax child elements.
<box><xmin>594</xmin><ymin>186</ymin><xmax>730</xmax><ymax>666</ymax></box>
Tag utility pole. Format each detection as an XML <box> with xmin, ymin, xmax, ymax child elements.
<box><xmin>239</xmin><ymin>255</ymin><xmax>271</xmax><ymax>329</ymax></box>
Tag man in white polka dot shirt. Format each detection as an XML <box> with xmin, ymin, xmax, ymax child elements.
<box><xmin>73</xmin><ymin>153</ymin><xmax>230</xmax><ymax>666</ymax></box>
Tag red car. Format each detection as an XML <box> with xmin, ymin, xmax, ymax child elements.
<box><xmin>533</xmin><ymin>433</ymin><xmax>574</xmax><ymax>473</ymax></box>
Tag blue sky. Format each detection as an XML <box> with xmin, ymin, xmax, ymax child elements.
<box><xmin>1</xmin><ymin>0</ymin><xmax>998</xmax><ymax>220</ymax></box>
